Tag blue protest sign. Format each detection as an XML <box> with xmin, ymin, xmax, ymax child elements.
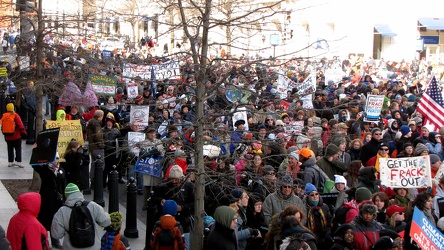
<box><xmin>135</xmin><ymin>155</ymin><xmax>164</xmax><ymax>177</ymax></box>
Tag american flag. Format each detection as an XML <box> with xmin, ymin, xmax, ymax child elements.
<box><xmin>417</xmin><ymin>76</ymin><xmax>444</xmax><ymax>131</ymax></box>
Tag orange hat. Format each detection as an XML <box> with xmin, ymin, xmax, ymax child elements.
<box><xmin>297</xmin><ymin>148</ymin><xmax>312</xmax><ymax>158</ymax></box>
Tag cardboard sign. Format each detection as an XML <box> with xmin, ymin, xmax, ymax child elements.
<box><xmin>0</xmin><ymin>67</ymin><xmax>7</xmax><ymax>76</ymax></box>
<box><xmin>410</xmin><ymin>206</ymin><xmax>444</xmax><ymax>250</ymax></box>
<box><xmin>285</xmin><ymin>120</ymin><xmax>304</xmax><ymax>135</ymax></box>
<box><xmin>88</xmin><ymin>74</ymin><xmax>117</xmax><ymax>95</ymax></box>
<box><xmin>380</xmin><ymin>156</ymin><xmax>432</xmax><ymax>188</ymax></box>
<box><xmin>135</xmin><ymin>155</ymin><xmax>164</xmax><ymax>177</ymax></box>
<box><xmin>364</xmin><ymin>95</ymin><xmax>384</xmax><ymax>121</ymax></box>
<box><xmin>128</xmin><ymin>132</ymin><xmax>145</xmax><ymax>157</ymax></box>
<box><xmin>30</xmin><ymin>128</ymin><xmax>60</xmax><ymax>165</ymax></box>
<box><xmin>45</xmin><ymin>120</ymin><xmax>84</xmax><ymax>162</ymax></box>
<box><xmin>130</xmin><ymin>105</ymin><xmax>149</xmax><ymax>131</ymax></box>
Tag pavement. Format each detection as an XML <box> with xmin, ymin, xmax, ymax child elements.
<box><xmin>0</xmin><ymin>126</ymin><xmax>149</xmax><ymax>249</ymax></box>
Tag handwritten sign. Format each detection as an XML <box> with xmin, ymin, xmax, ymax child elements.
<box><xmin>0</xmin><ymin>67</ymin><xmax>7</xmax><ymax>76</ymax></box>
<box><xmin>88</xmin><ymin>74</ymin><xmax>117</xmax><ymax>95</ymax></box>
<box><xmin>297</xmin><ymin>72</ymin><xmax>316</xmax><ymax>95</ymax></box>
<box><xmin>285</xmin><ymin>120</ymin><xmax>304</xmax><ymax>135</ymax></box>
<box><xmin>364</xmin><ymin>95</ymin><xmax>384</xmax><ymax>121</ymax></box>
<box><xmin>130</xmin><ymin>105</ymin><xmax>149</xmax><ymax>131</ymax></box>
<box><xmin>410</xmin><ymin>206</ymin><xmax>444</xmax><ymax>250</ymax></box>
<box><xmin>45</xmin><ymin>120</ymin><xmax>84</xmax><ymax>162</ymax></box>
<box><xmin>122</xmin><ymin>61</ymin><xmax>180</xmax><ymax>80</ymax></box>
<box><xmin>232</xmin><ymin>108</ymin><xmax>249</xmax><ymax>131</ymax></box>
<box><xmin>380</xmin><ymin>156</ymin><xmax>432</xmax><ymax>188</ymax></box>
<box><xmin>301</xmin><ymin>94</ymin><xmax>314</xmax><ymax>109</ymax></box>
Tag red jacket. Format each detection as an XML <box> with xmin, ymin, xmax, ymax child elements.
<box><xmin>164</xmin><ymin>158</ymin><xmax>188</xmax><ymax>180</ymax></box>
<box><xmin>6</xmin><ymin>192</ymin><xmax>49</xmax><ymax>250</ymax></box>
<box><xmin>3</xmin><ymin>112</ymin><xmax>27</xmax><ymax>141</ymax></box>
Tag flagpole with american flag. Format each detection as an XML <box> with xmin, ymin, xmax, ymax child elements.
<box><xmin>417</xmin><ymin>76</ymin><xmax>444</xmax><ymax>132</ymax></box>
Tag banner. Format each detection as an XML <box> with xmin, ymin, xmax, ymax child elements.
<box><xmin>122</xmin><ymin>61</ymin><xmax>180</xmax><ymax>80</ymax></box>
<box><xmin>364</xmin><ymin>95</ymin><xmax>384</xmax><ymax>121</ymax></box>
<box><xmin>379</xmin><ymin>156</ymin><xmax>432</xmax><ymax>188</ymax></box>
<box><xmin>130</xmin><ymin>105</ymin><xmax>149</xmax><ymax>131</ymax></box>
<box><xmin>30</xmin><ymin>128</ymin><xmax>60</xmax><ymax>165</ymax></box>
<box><xmin>45</xmin><ymin>120</ymin><xmax>84</xmax><ymax>162</ymax></box>
<box><xmin>0</xmin><ymin>67</ymin><xmax>7</xmax><ymax>76</ymax></box>
<box><xmin>88</xmin><ymin>74</ymin><xmax>117</xmax><ymax>95</ymax></box>
<box><xmin>324</xmin><ymin>68</ymin><xmax>344</xmax><ymax>87</ymax></box>
<box><xmin>277</xmin><ymin>74</ymin><xmax>291</xmax><ymax>99</ymax></box>
<box><xmin>135</xmin><ymin>155</ymin><xmax>164</xmax><ymax>177</ymax></box>
<box><xmin>285</xmin><ymin>120</ymin><xmax>304</xmax><ymax>135</ymax></box>
<box><xmin>128</xmin><ymin>132</ymin><xmax>145</xmax><ymax>157</ymax></box>
<box><xmin>410</xmin><ymin>206</ymin><xmax>444</xmax><ymax>250</ymax></box>
<box><xmin>301</xmin><ymin>94</ymin><xmax>314</xmax><ymax>109</ymax></box>
<box><xmin>297</xmin><ymin>71</ymin><xmax>316</xmax><ymax>95</ymax></box>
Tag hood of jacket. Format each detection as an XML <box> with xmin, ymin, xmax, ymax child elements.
<box><xmin>64</xmin><ymin>191</ymin><xmax>85</xmax><ymax>207</ymax></box>
<box><xmin>300</xmin><ymin>157</ymin><xmax>316</xmax><ymax>169</ymax></box>
<box><xmin>17</xmin><ymin>192</ymin><xmax>41</xmax><ymax>217</ymax></box>
<box><xmin>160</xmin><ymin>215</ymin><xmax>177</xmax><ymax>230</ymax></box>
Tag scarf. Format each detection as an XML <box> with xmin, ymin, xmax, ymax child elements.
<box><xmin>395</xmin><ymin>195</ymin><xmax>410</xmax><ymax>207</ymax></box>
<box><xmin>306</xmin><ymin>205</ymin><xmax>327</xmax><ymax>235</ymax></box>
<box><xmin>101</xmin><ymin>231</ymin><xmax>117</xmax><ymax>250</ymax></box>
<box><xmin>374</xmin><ymin>153</ymin><xmax>388</xmax><ymax>172</ymax></box>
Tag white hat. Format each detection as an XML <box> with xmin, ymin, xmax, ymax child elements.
<box><xmin>423</xmin><ymin>124</ymin><xmax>435</xmax><ymax>133</ymax></box>
<box><xmin>169</xmin><ymin>165</ymin><xmax>184</xmax><ymax>179</ymax></box>
<box><xmin>275</xmin><ymin>120</ymin><xmax>284</xmax><ymax>126</ymax></box>
<box><xmin>334</xmin><ymin>175</ymin><xmax>347</xmax><ymax>186</ymax></box>
<box><xmin>179</xmin><ymin>94</ymin><xmax>187</xmax><ymax>100</ymax></box>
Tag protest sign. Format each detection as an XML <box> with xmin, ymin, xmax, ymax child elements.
<box><xmin>122</xmin><ymin>61</ymin><xmax>180</xmax><ymax>80</ymax></box>
<box><xmin>277</xmin><ymin>74</ymin><xmax>290</xmax><ymax>99</ymax></box>
<box><xmin>127</xmin><ymin>81</ymin><xmax>138</xmax><ymax>98</ymax></box>
<box><xmin>280</xmin><ymin>100</ymin><xmax>291</xmax><ymax>111</ymax></box>
<box><xmin>0</xmin><ymin>67</ymin><xmax>7</xmax><ymax>76</ymax></box>
<box><xmin>410</xmin><ymin>206</ymin><xmax>444</xmax><ymax>250</ymax></box>
<box><xmin>232</xmin><ymin>108</ymin><xmax>249</xmax><ymax>131</ymax></box>
<box><xmin>379</xmin><ymin>156</ymin><xmax>432</xmax><ymax>188</ymax></box>
<box><xmin>296</xmin><ymin>72</ymin><xmax>316</xmax><ymax>95</ymax></box>
<box><xmin>285</xmin><ymin>120</ymin><xmax>304</xmax><ymax>135</ymax></box>
<box><xmin>130</xmin><ymin>105</ymin><xmax>149</xmax><ymax>131</ymax></box>
<box><xmin>434</xmin><ymin>162</ymin><xmax>444</xmax><ymax>182</ymax></box>
<box><xmin>364</xmin><ymin>95</ymin><xmax>384</xmax><ymax>121</ymax></box>
<box><xmin>324</xmin><ymin>68</ymin><xmax>343</xmax><ymax>87</ymax></box>
<box><xmin>300</xmin><ymin>94</ymin><xmax>314</xmax><ymax>109</ymax></box>
<box><xmin>88</xmin><ymin>74</ymin><xmax>117</xmax><ymax>95</ymax></box>
<box><xmin>45</xmin><ymin>120</ymin><xmax>84</xmax><ymax>162</ymax></box>
<box><xmin>135</xmin><ymin>155</ymin><xmax>164</xmax><ymax>177</ymax></box>
<box><xmin>30</xmin><ymin>128</ymin><xmax>60</xmax><ymax>166</ymax></box>
<box><xmin>18</xmin><ymin>56</ymin><xmax>30</xmax><ymax>71</ymax></box>
<box><xmin>128</xmin><ymin>132</ymin><xmax>145</xmax><ymax>157</ymax></box>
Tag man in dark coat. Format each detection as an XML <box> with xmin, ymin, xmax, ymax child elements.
<box><xmin>206</xmin><ymin>206</ymin><xmax>239</xmax><ymax>250</ymax></box>
<box><xmin>360</xmin><ymin>128</ymin><xmax>382</xmax><ymax>165</ymax></box>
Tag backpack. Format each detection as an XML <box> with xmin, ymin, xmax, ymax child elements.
<box><xmin>331</xmin><ymin>206</ymin><xmax>351</xmax><ymax>233</ymax></box>
<box><xmin>1</xmin><ymin>112</ymin><xmax>16</xmax><ymax>136</ymax></box>
<box><xmin>67</xmin><ymin>201</ymin><xmax>95</xmax><ymax>248</ymax></box>
<box><xmin>100</xmin><ymin>232</ymin><xmax>126</xmax><ymax>250</ymax></box>
<box><xmin>157</xmin><ymin>228</ymin><xmax>176</xmax><ymax>250</ymax></box>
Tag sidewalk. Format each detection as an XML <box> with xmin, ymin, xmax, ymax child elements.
<box><xmin>0</xmin><ymin>137</ymin><xmax>148</xmax><ymax>249</ymax></box>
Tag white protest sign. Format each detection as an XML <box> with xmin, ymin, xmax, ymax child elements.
<box><xmin>128</xmin><ymin>132</ymin><xmax>146</xmax><ymax>157</ymax></box>
<box><xmin>232</xmin><ymin>108</ymin><xmax>249</xmax><ymax>131</ymax></box>
<box><xmin>297</xmin><ymin>71</ymin><xmax>316</xmax><ymax>95</ymax></box>
<box><xmin>380</xmin><ymin>156</ymin><xmax>432</xmax><ymax>188</ymax></box>
<box><xmin>434</xmin><ymin>162</ymin><xmax>444</xmax><ymax>182</ymax></box>
<box><xmin>300</xmin><ymin>94</ymin><xmax>313</xmax><ymax>109</ymax></box>
<box><xmin>127</xmin><ymin>82</ymin><xmax>138</xmax><ymax>98</ymax></box>
<box><xmin>285</xmin><ymin>120</ymin><xmax>304</xmax><ymax>135</ymax></box>
<box><xmin>122</xmin><ymin>61</ymin><xmax>180</xmax><ymax>80</ymax></box>
<box><xmin>364</xmin><ymin>95</ymin><xmax>384</xmax><ymax>121</ymax></box>
<box><xmin>324</xmin><ymin>68</ymin><xmax>343</xmax><ymax>87</ymax></box>
<box><xmin>130</xmin><ymin>105</ymin><xmax>149</xmax><ymax>131</ymax></box>
<box><xmin>277</xmin><ymin>73</ymin><xmax>289</xmax><ymax>99</ymax></box>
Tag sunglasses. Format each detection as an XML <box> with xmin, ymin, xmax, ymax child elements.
<box><xmin>266</xmin><ymin>171</ymin><xmax>276</xmax><ymax>175</ymax></box>
<box><xmin>374</xmin><ymin>133</ymin><xmax>382</xmax><ymax>135</ymax></box>
<box><xmin>309</xmin><ymin>193</ymin><xmax>319</xmax><ymax>197</ymax></box>
<box><xmin>282</xmin><ymin>185</ymin><xmax>292</xmax><ymax>189</ymax></box>
<box><xmin>379</xmin><ymin>148</ymin><xmax>389</xmax><ymax>151</ymax></box>
<box><xmin>276</xmin><ymin>125</ymin><xmax>283</xmax><ymax>127</ymax></box>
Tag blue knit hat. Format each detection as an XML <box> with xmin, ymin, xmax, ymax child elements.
<box><xmin>163</xmin><ymin>200</ymin><xmax>178</xmax><ymax>215</ymax></box>
<box><xmin>230</xmin><ymin>188</ymin><xmax>245</xmax><ymax>200</ymax></box>
<box><xmin>305</xmin><ymin>183</ymin><xmax>317</xmax><ymax>195</ymax></box>
<box><xmin>399</xmin><ymin>125</ymin><xmax>411</xmax><ymax>136</ymax></box>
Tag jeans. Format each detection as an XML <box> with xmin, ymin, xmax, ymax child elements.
<box><xmin>128</xmin><ymin>164</ymin><xmax>143</xmax><ymax>191</ymax></box>
<box><xmin>7</xmin><ymin>139</ymin><xmax>21</xmax><ymax>163</ymax></box>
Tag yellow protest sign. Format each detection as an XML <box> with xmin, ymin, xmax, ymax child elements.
<box><xmin>0</xmin><ymin>67</ymin><xmax>7</xmax><ymax>77</ymax></box>
<box><xmin>45</xmin><ymin>120</ymin><xmax>84</xmax><ymax>162</ymax></box>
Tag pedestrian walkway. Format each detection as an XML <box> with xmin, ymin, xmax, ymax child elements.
<box><xmin>0</xmin><ymin>138</ymin><xmax>148</xmax><ymax>249</ymax></box>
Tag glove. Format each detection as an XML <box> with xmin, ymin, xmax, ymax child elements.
<box><xmin>427</xmin><ymin>186</ymin><xmax>433</xmax><ymax>193</ymax></box>
<box><xmin>250</xmin><ymin>229</ymin><xmax>259</xmax><ymax>237</ymax></box>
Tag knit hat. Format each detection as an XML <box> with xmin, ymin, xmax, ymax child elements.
<box><xmin>430</xmin><ymin>154</ymin><xmax>441</xmax><ymax>165</ymax></box>
<box><xmin>109</xmin><ymin>212</ymin><xmax>123</xmax><ymax>231</ymax></box>
<box><xmin>371</xmin><ymin>236</ymin><xmax>394</xmax><ymax>250</ymax></box>
<box><xmin>204</xmin><ymin>216</ymin><xmax>216</xmax><ymax>228</ymax></box>
<box><xmin>230</xmin><ymin>188</ymin><xmax>245</xmax><ymax>200</ymax></box>
<box><xmin>423</xmin><ymin>124</ymin><xmax>434</xmax><ymax>133</ymax></box>
<box><xmin>399</xmin><ymin>125</ymin><xmax>411</xmax><ymax>136</ymax></box>
<box><xmin>355</xmin><ymin>187</ymin><xmax>372</xmax><ymax>203</ymax></box>
<box><xmin>214</xmin><ymin>206</ymin><xmax>237</xmax><ymax>229</ymax></box>
<box><xmin>333</xmin><ymin>224</ymin><xmax>354</xmax><ymax>238</ymax></box>
<box><xmin>168</xmin><ymin>165</ymin><xmax>184</xmax><ymax>179</ymax></box>
<box><xmin>415</xmin><ymin>143</ymin><xmax>429</xmax><ymax>156</ymax></box>
<box><xmin>325</xmin><ymin>144</ymin><xmax>340</xmax><ymax>157</ymax></box>
<box><xmin>6</xmin><ymin>103</ymin><xmax>14</xmax><ymax>112</ymax></box>
<box><xmin>280</xmin><ymin>175</ymin><xmax>293</xmax><ymax>186</ymax></box>
<box><xmin>65</xmin><ymin>183</ymin><xmax>80</xmax><ymax>198</ymax></box>
<box><xmin>163</xmin><ymin>200</ymin><xmax>178</xmax><ymax>215</ymax></box>
<box><xmin>262</xmin><ymin>165</ymin><xmax>274</xmax><ymax>174</ymax></box>
<box><xmin>371</xmin><ymin>127</ymin><xmax>381</xmax><ymax>135</ymax></box>
<box><xmin>289</xmin><ymin>151</ymin><xmax>299</xmax><ymax>160</ymax></box>
<box><xmin>305</xmin><ymin>183</ymin><xmax>317</xmax><ymax>195</ymax></box>
<box><xmin>334</xmin><ymin>175</ymin><xmax>347</xmax><ymax>186</ymax></box>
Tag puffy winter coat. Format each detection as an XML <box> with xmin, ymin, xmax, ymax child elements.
<box><xmin>349</xmin><ymin>215</ymin><xmax>383</xmax><ymax>250</ymax></box>
<box><xmin>263</xmin><ymin>190</ymin><xmax>304</xmax><ymax>225</ymax></box>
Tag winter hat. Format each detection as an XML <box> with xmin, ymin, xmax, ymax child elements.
<box><xmin>262</xmin><ymin>165</ymin><xmax>274</xmax><ymax>174</ymax></box>
<box><xmin>430</xmin><ymin>154</ymin><xmax>441</xmax><ymax>165</ymax></box>
<box><xmin>386</xmin><ymin>205</ymin><xmax>406</xmax><ymax>217</ymax></box>
<box><xmin>204</xmin><ymin>216</ymin><xmax>216</xmax><ymax>228</ymax></box>
<box><xmin>65</xmin><ymin>183</ymin><xmax>80</xmax><ymax>198</ymax></box>
<box><xmin>174</xmin><ymin>149</ymin><xmax>187</xmax><ymax>158</ymax></box>
<box><xmin>423</xmin><ymin>124</ymin><xmax>434</xmax><ymax>133</ymax></box>
<box><xmin>296</xmin><ymin>148</ymin><xmax>313</xmax><ymax>159</ymax></box>
<box><xmin>305</xmin><ymin>183</ymin><xmax>317</xmax><ymax>195</ymax></box>
<box><xmin>333</xmin><ymin>224</ymin><xmax>354</xmax><ymax>238</ymax></box>
<box><xmin>163</xmin><ymin>200</ymin><xmax>178</xmax><ymax>215</ymax></box>
<box><xmin>289</xmin><ymin>151</ymin><xmax>299</xmax><ymax>160</ymax></box>
<box><xmin>275</xmin><ymin>120</ymin><xmax>284</xmax><ymax>126</ymax></box>
<box><xmin>358</xmin><ymin>166</ymin><xmax>377</xmax><ymax>183</ymax></box>
<box><xmin>230</xmin><ymin>188</ymin><xmax>245</xmax><ymax>200</ymax></box>
<box><xmin>6</xmin><ymin>103</ymin><xmax>14</xmax><ymax>112</ymax></box>
<box><xmin>109</xmin><ymin>212</ymin><xmax>123</xmax><ymax>231</ymax></box>
<box><xmin>359</xmin><ymin>201</ymin><xmax>378</xmax><ymax>215</ymax></box>
<box><xmin>399</xmin><ymin>125</ymin><xmax>411</xmax><ymax>136</ymax></box>
<box><xmin>135</xmin><ymin>95</ymin><xmax>143</xmax><ymax>102</ymax></box>
<box><xmin>415</xmin><ymin>143</ymin><xmax>429</xmax><ymax>156</ymax></box>
<box><xmin>371</xmin><ymin>236</ymin><xmax>394</xmax><ymax>250</ymax></box>
<box><xmin>168</xmin><ymin>165</ymin><xmax>184</xmax><ymax>179</ymax></box>
<box><xmin>325</xmin><ymin>144</ymin><xmax>340</xmax><ymax>157</ymax></box>
<box><xmin>214</xmin><ymin>206</ymin><xmax>237</xmax><ymax>229</ymax></box>
<box><xmin>355</xmin><ymin>187</ymin><xmax>372</xmax><ymax>203</ymax></box>
<box><xmin>334</xmin><ymin>175</ymin><xmax>347</xmax><ymax>185</ymax></box>
<box><xmin>371</xmin><ymin>127</ymin><xmax>381</xmax><ymax>135</ymax></box>
<box><xmin>280</xmin><ymin>175</ymin><xmax>293</xmax><ymax>186</ymax></box>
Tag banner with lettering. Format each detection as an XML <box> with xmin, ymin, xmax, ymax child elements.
<box><xmin>45</xmin><ymin>120</ymin><xmax>84</xmax><ymax>162</ymax></box>
<box><xmin>296</xmin><ymin>71</ymin><xmax>316</xmax><ymax>95</ymax></box>
<box><xmin>285</xmin><ymin>120</ymin><xmax>304</xmax><ymax>135</ymax></box>
<box><xmin>135</xmin><ymin>155</ymin><xmax>164</xmax><ymax>177</ymax></box>
<box><xmin>379</xmin><ymin>156</ymin><xmax>432</xmax><ymax>188</ymax></box>
<box><xmin>88</xmin><ymin>74</ymin><xmax>117</xmax><ymax>95</ymax></box>
<box><xmin>130</xmin><ymin>105</ymin><xmax>149</xmax><ymax>131</ymax></box>
<box><xmin>410</xmin><ymin>206</ymin><xmax>444</xmax><ymax>250</ymax></box>
<box><xmin>122</xmin><ymin>61</ymin><xmax>180</xmax><ymax>80</ymax></box>
<box><xmin>364</xmin><ymin>95</ymin><xmax>384</xmax><ymax>121</ymax></box>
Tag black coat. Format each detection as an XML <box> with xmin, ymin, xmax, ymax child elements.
<box><xmin>360</xmin><ymin>138</ymin><xmax>380</xmax><ymax>165</ymax></box>
<box><xmin>62</xmin><ymin>149</ymin><xmax>83</xmax><ymax>187</ymax></box>
<box><xmin>32</xmin><ymin>165</ymin><xmax>66</xmax><ymax>230</ymax></box>
<box><xmin>206</xmin><ymin>223</ymin><xmax>238</xmax><ymax>250</ymax></box>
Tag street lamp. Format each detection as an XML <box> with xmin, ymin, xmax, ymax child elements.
<box><xmin>269</xmin><ymin>33</ymin><xmax>280</xmax><ymax>59</ymax></box>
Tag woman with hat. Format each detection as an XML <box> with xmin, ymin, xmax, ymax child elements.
<box><xmin>388</xmin><ymin>188</ymin><xmax>413</xmax><ymax>217</ymax></box>
<box><xmin>331</xmin><ymin>175</ymin><xmax>349</xmax><ymax>209</ymax></box>
<box><xmin>383</xmin><ymin>205</ymin><xmax>406</xmax><ymax>236</ymax></box>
